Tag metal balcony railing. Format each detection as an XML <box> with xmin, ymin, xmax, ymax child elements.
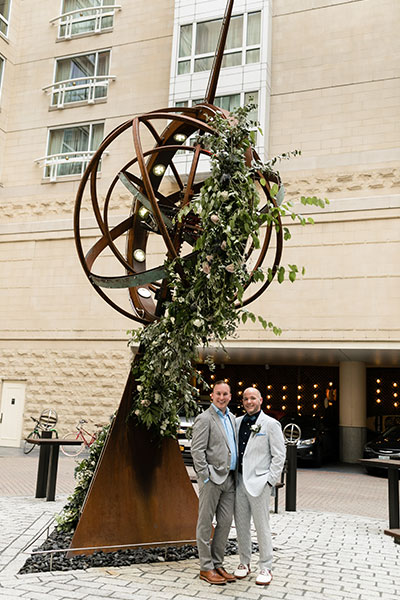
<box><xmin>35</xmin><ymin>150</ymin><xmax>108</xmax><ymax>182</ymax></box>
<box><xmin>43</xmin><ymin>75</ymin><xmax>116</xmax><ymax>108</ymax></box>
<box><xmin>50</xmin><ymin>5</ymin><xmax>122</xmax><ymax>39</ymax></box>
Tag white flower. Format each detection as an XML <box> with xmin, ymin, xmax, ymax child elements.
<box><xmin>220</xmin><ymin>240</ymin><xmax>227</xmax><ymax>250</ymax></box>
<box><xmin>206</xmin><ymin>254</ymin><xmax>214</xmax><ymax>262</ymax></box>
<box><xmin>134</xmin><ymin>409</ymin><xmax>140</xmax><ymax>416</ymax></box>
<box><xmin>210</xmin><ymin>214</ymin><xmax>219</xmax><ymax>224</ymax></box>
<box><xmin>202</xmin><ymin>262</ymin><xmax>211</xmax><ymax>275</ymax></box>
<box><xmin>225</xmin><ymin>263</ymin><xmax>235</xmax><ymax>273</ymax></box>
<box><xmin>221</xmin><ymin>191</ymin><xmax>229</xmax><ymax>200</ymax></box>
<box><xmin>250</xmin><ymin>424</ymin><xmax>261</xmax><ymax>436</ymax></box>
<box><xmin>170</xmin><ymin>316</ymin><xmax>175</xmax><ymax>324</ymax></box>
<box><xmin>137</xmin><ymin>385</ymin><xmax>143</xmax><ymax>392</ymax></box>
<box><xmin>193</xmin><ymin>318</ymin><xmax>202</xmax><ymax>327</ymax></box>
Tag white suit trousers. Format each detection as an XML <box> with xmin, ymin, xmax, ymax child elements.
<box><xmin>234</xmin><ymin>472</ymin><xmax>273</xmax><ymax>571</ymax></box>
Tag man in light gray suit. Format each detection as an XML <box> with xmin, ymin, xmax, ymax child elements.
<box><xmin>191</xmin><ymin>380</ymin><xmax>237</xmax><ymax>585</ymax></box>
<box><xmin>234</xmin><ymin>387</ymin><xmax>286</xmax><ymax>586</ymax></box>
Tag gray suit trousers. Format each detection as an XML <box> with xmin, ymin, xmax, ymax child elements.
<box><xmin>196</xmin><ymin>473</ymin><xmax>235</xmax><ymax>571</ymax></box>
<box><xmin>235</xmin><ymin>473</ymin><xmax>273</xmax><ymax>570</ymax></box>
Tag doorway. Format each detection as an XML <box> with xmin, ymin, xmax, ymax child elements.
<box><xmin>0</xmin><ymin>381</ymin><xmax>26</xmax><ymax>447</ymax></box>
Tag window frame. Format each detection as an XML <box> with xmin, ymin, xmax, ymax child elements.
<box><xmin>44</xmin><ymin>49</ymin><xmax>113</xmax><ymax>109</ymax></box>
<box><xmin>38</xmin><ymin>121</ymin><xmax>105</xmax><ymax>182</ymax></box>
<box><xmin>177</xmin><ymin>10</ymin><xmax>261</xmax><ymax>76</ymax></box>
<box><xmin>0</xmin><ymin>0</ymin><xmax>12</xmax><ymax>39</ymax></box>
<box><xmin>0</xmin><ymin>55</ymin><xmax>4</xmax><ymax>102</ymax></box>
<box><xmin>174</xmin><ymin>91</ymin><xmax>260</xmax><ymax>155</ymax></box>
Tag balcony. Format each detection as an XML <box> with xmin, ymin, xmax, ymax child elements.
<box><xmin>35</xmin><ymin>150</ymin><xmax>108</xmax><ymax>182</ymax></box>
<box><xmin>43</xmin><ymin>75</ymin><xmax>116</xmax><ymax>109</ymax></box>
<box><xmin>50</xmin><ymin>5</ymin><xmax>122</xmax><ymax>40</ymax></box>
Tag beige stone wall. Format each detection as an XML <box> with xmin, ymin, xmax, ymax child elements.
<box><xmin>270</xmin><ymin>0</ymin><xmax>400</xmax><ymax>197</ymax></box>
<box><xmin>0</xmin><ymin>345</ymin><xmax>131</xmax><ymax>437</ymax></box>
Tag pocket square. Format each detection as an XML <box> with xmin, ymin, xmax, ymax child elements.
<box><xmin>255</xmin><ymin>432</ymin><xmax>266</xmax><ymax>436</ymax></box>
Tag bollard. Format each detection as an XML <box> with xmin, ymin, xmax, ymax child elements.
<box><xmin>282</xmin><ymin>423</ymin><xmax>301</xmax><ymax>512</ymax></box>
<box><xmin>35</xmin><ymin>430</ymin><xmax>52</xmax><ymax>498</ymax></box>
<box><xmin>285</xmin><ymin>442</ymin><xmax>297</xmax><ymax>511</ymax></box>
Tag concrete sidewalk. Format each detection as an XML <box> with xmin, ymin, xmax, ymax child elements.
<box><xmin>0</xmin><ymin>447</ymin><xmax>398</xmax><ymax>599</ymax></box>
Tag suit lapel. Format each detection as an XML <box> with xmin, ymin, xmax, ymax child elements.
<box><xmin>210</xmin><ymin>406</ymin><xmax>230</xmax><ymax>449</ymax></box>
<box><xmin>243</xmin><ymin>412</ymin><xmax>266</xmax><ymax>456</ymax></box>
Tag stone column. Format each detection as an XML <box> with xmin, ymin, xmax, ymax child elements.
<box><xmin>339</xmin><ymin>361</ymin><xmax>367</xmax><ymax>463</ymax></box>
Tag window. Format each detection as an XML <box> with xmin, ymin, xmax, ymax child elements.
<box><xmin>179</xmin><ymin>91</ymin><xmax>258</xmax><ymax>120</ymax></box>
<box><xmin>177</xmin><ymin>11</ymin><xmax>261</xmax><ymax>75</ymax></box>
<box><xmin>0</xmin><ymin>0</ymin><xmax>11</xmax><ymax>37</ymax></box>
<box><xmin>175</xmin><ymin>92</ymin><xmax>259</xmax><ymax>153</ymax></box>
<box><xmin>44</xmin><ymin>50</ymin><xmax>112</xmax><ymax>108</ymax></box>
<box><xmin>40</xmin><ymin>123</ymin><xmax>104</xmax><ymax>181</ymax></box>
<box><xmin>0</xmin><ymin>55</ymin><xmax>4</xmax><ymax>96</ymax></box>
<box><xmin>55</xmin><ymin>0</ymin><xmax>117</xmax><ymax>39</ymax></box>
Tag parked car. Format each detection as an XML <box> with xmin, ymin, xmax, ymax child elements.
<box><xmin>363</xmin><ymin>426</ymin><xmax>400</xmax><ymax>475</ymax></box>
<box><xmin>177</xmin><ymin>402</ymin><xmax>210</xmax><ymax>466</ymax></box>
<box><xmin>279</xmin><ymin>414</ymin><xmax>338</xmax><ymax>467</ymax></box>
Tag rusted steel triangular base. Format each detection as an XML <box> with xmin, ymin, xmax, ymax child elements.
<box><xmin>68</xmin><ymin>371</ymin><xmax>198</xmax><ymax>555</ymax></box>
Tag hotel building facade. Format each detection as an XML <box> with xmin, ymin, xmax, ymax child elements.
<box><xmin>0</xmin><ymin>0</ymin><xmax>399</xmax><ymax>462</ymax></box>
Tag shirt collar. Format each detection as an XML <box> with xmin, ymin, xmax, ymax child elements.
<box><xmin>243</xmin><ymin>410</ymin><xmax>261</xmax><ymax>424</ymax></box>
<box><xmin>212</xmin><ymin>403</ymin><xmax>230</xmax><ymax>418</ymax></box>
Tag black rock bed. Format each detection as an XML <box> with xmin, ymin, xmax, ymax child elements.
<box><xmin>19</xmin><ymin>529</ymin><xmax>258</xmax><ymax>574</ymax></box>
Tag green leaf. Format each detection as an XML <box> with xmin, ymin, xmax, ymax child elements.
<box><xmin>270</xmin><ymin>183</ymin><xmax>279</xmax><ymax>198</ymax></box>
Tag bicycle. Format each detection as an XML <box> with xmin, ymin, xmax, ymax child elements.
<box><xmin>60</xmin><ymin>419</ymin><xmax>103</xmax><ymax>457</ymax></box>
<box><xmin>23</xmin><ymin>409</ymin><xmax>59</xmax><ymax>454</ymax></box>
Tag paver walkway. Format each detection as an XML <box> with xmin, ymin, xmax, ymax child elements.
<box><xmin>0</xmin><ymin>447</ymin><xmax>398</xmax><ymax>599</ymax></box>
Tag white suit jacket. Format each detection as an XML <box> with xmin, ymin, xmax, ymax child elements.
<box><xmin>236</xmin><ymin>411</ymin><xmax>286</xmax><ymax>497</ymax></box>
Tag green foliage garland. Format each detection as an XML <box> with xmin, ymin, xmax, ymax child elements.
<box><xmin>55</xmin><ymin>422</ymin><xmax>111</xmax><ymax>532</ymax></box>
<box><xmin>128</xmin><ymin>105</ymin><xmax>328</xmax><ymax>437</ymax></box>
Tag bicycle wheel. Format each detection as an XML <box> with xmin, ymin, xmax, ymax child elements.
<box><xmin>23</xmin><ymin>431</ymin><xmax>40</xmax><ymax>454</ymax></box>
<box><xmin>60</xmin><ymin>432</ymin><xmax>84</xmax><ymax>457</ymax></box>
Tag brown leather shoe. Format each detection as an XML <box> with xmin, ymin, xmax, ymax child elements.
<box><xmin>199</xmin><ymin>569</ymin><xmax>226</xmax><ymax>585</ymax></box>
<box><xmin>215</xmin><ymin>567</ymin><xmax>236</xmax><ymax>582</ymax></box>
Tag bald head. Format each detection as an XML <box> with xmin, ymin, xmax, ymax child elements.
<box><xmin>242</xmin><ymin>387</ymin><xmax>263</xmax><ymax>415</ymax></box>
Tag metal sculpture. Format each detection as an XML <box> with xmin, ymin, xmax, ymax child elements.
<box><xmin>69</xmin><ymin>0</ymin><xmax>282</xmax><ymax>555</ymax></box>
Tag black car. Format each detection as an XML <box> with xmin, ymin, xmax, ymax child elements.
<box><xmin>363</xmin><ymin>426</ymin><xmax>400</xmax><ymax>474</ymax></box>
<box><xmin>279</xmin><ymin>414</ymin><xmax>338</xmax><ymax>467</ymax></box>
<box><xmin>177</xmin><ymin>402</ymin><xmax>210</xmax><ymax>466</ymax></box>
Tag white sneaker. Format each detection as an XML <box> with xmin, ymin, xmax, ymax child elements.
<box><xmin>234</xmin><ymin>563</ymin><xmax>251</xmax><ymax>579</ymax></box>
<box><xmin>256</xmin><ymin>569</ymin><xmax>272</xmax><ymax>585</ymax></box>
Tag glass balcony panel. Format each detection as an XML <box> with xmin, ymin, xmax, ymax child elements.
<box><xmin>179</xmin><ymin>24</ymin><xmax>192</xmax><ymax>57</ymax></box>
<box><xmin>196</xmin><ymin>19</ymin><xmax>221</xmax><ymax>55</ymax></box>
<box><xmin>226</xmin><ymin>15</ymin><xmax>243</xmax><ymax>50</ymax></box>
<box><xmin>222</xmin><ymin>51</ymin><xmax>242</xmax><ymax>68</ymax></box>
<box><xmin>247</xmin><ymin>11</ymin><xmax>261</xmax><ymax>46</ymax></box>
<box><xmin>194</xmin><ymin>56</ymin><xmax>213</xmax><ymax>72</ymax></box>
<box><xmin>178</xmin><ymin>60</ymin><xmax>190</xmax><ymax>75</ymax></box>
<box><xmin>246</xmin><ymin>48</ymin><xmax>260</xmax><ymax>64</ymax></box>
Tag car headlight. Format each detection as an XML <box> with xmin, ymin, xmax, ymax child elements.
<box><xmin>299</xmin><ymin>437</ymin><xmax>316</xmax><ymax>447</ymax></box>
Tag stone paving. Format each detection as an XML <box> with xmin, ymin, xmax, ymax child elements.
<box><xmin>0</xmin><ymin>448</ymin><xmax>398</xmax><ymax>599</ymax></box>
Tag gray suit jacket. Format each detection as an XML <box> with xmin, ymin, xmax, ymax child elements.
<box><xmin>191</xmin><ymin>405</ymin><xmax>236</xmax><ymax>485</ymax></box>
<box><xmin>237</xmin><ymin>411</ymin><xmax>286</xmax><ymax>497</ymax></box>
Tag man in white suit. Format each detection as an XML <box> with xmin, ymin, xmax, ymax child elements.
<box><xmin>191</xmin><ymin>381</ymin><xmax>237</xmax><ymax>585</ymax></box>
<box><xmin>234</xmin><ymin>387</ymin><xmax>286</xmax><ymax>585</ymax></box>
